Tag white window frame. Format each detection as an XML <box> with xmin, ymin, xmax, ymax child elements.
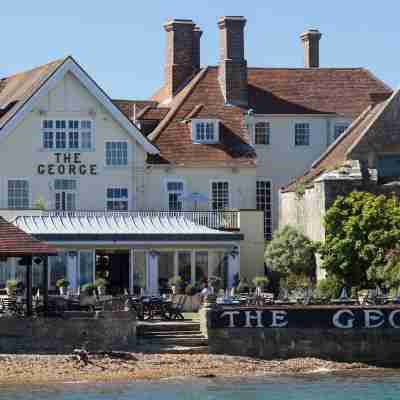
<box><xmin>164</xmin><ymin>179</ymin><xmax>185</xmax><ymax>211</ymax></box>
<box><xmin>7</xmin><ymin>178</ymin><xmax>30</xmax><ymax>209</ymax></box>
<box><xmin>106</xmin><ymin>187</ymin><xmax>130</xmax><ymax>211</ymax></box>
<box><xmin>191</xmin><ymin>119</ymin><xmax>219</xmax><ymax>144</ymax></box>
<box><xmin>210</xmin><ymin>180</ymin><xmax>230</xmax><ymax>211</ymax></box>
<box><xmin>254</xmin><ymin>121</ymin><xmax>271</xmax><ymax>145</ymax></box>
<box><xmin>294</xmin><ymin>122</ymin><xmax>311</xmax><ymax>147</ymax></box>
<box><xmin>256</xmin><ymin>179</ymin><xmax>273</xmax><ymax>241</ymax></box>
<box><xmin>104</xmin><ymin>140</ymin><xmax>129</xmax><ymax>167</ymax></box>
<box><xmin>54</xmin><ymin>179</ymin><xmax>78</xmax><ymax>211</ymax></box>
<box><xmin>41</xmin><ymin>119</ymin><xmax>94</xmax><ymax>151</ymax></box>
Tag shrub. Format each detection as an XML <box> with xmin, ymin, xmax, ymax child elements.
<box><xmin>237</xmin><ymin>277</ymin><xmax>252</xmax><ymax>293</ymax></box>
<box><xmin>168</xmin><ymin>276</ymin><xmax>183</xmax><ymax>287</ymax></box>
<box><xmin>320</xmin><ymin>191</ymin><xmax>400</xmax><ymax>288</ymax></box>
<box><xmin>56</xmin><ymin>278</ymin><xmax>70</xmax><ymax>288</ymax></box>
<box><xmin>6</xmin><ymin>280</ymin><xmax>18</xmax><ymax>290</ymax></box>
<box><xmin>81</xmin><ymin>283</ymin><xmax>96</xmax><ymax>296</ymax></box>
<box><xmin>265</xmin><ymin>226</ymin><xmax>317</xmax><ymax>279</ymax></box>
<box><xmin>281</xmin><ymin>273</ymin><xmax>312</xmax><ymax>291</ymax></box>
<box><xmin>94</xmin><ymin>278</ymin><xmax>108</xmax><ymax>288</ymax></box>
<box><xmin>252</xmin><ymin>276</ymin><xmax>269</xmax><ymax>289</ymax></box>
<box><xmin>317</xmin><ymin>276</ymin><xmax>342</xmax><ymax>299</ymax></box>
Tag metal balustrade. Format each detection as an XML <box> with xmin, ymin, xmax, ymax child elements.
<box><xmin>42</xmin><ymin>210</ymin><xmax>240</xmax><ymax>231</ymax></box>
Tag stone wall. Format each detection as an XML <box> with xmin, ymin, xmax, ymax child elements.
<box><xmin>0</xmin><ymin>311</ymin><xmax>136</xmax><ymax>354</ymax></box>
<box><xmin>200</xmin><ymin>305</ymin><xmax>400</xmax><ymax>365</ymax></box>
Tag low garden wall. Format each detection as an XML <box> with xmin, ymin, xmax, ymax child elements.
<box><xmin>0</xmin><ymin>311</ymin><xmax>136</xmax><ymax>353</ymax></box>
<box><xmin>200</xmin><ymin>305</ymin><xmax>400</xmax><ymax>365</ymax></box>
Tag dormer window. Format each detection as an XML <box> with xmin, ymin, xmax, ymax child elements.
<box><xmin>192</xmin><ymin>119</ymin><xmax>219</xmax><ymax>143</ymax></box>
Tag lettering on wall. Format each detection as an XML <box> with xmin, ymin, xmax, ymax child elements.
<box><xmin>37</xmin><ymin>153</ymin><xmax>97</xmax><ymax>176</ymax></box>
<box><xmin>211</xmin><ymin>308</ymin><xmax>400</xmax><ymax>329</ymax></box>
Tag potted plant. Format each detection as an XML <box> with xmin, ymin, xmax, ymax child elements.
<box><xmin>168</xmin><ymin>276</ymin><xmax>183</xmax><ymax>295</ymax></box>
<box><xmin>81</xmin><ymin>283</ymin><xmax>96</xmax><ymax>297</ymax></box>
<box><xmin>208</xmin><ymin>276</ymin><xmax>222</xmax><ymax>295</ymax></box>
<box><xmin>6</xmin><ymin>280</ymin><xmax>18</xmax><ymax>296</ymax></box>
<box><xmin>252</xmin><ymin>276</ymin><xmax>269</xmax><ymax>296</ymax></box>
<box><xmin>56</xmin><ymin>278</ymin><xmax>70</xmax><ymax>296</ymax></box>
<box><xmin>95</xmin><ymin>278</ymin><xmax>108</xmax><ymax>296</ymax></box>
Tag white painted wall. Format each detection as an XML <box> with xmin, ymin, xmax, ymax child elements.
<box><xmin>0</xmin><ymin>72</ymin><xmax>147</xmax><ymax>210</ymax></box>
<box><xmin>144</xmin><ymin>166</ymin><xmax>257</xmax><ymax>210</ymax></box>
<box><xmin>249</xmin><ymin>115</ymin><xmax>352</xmax><ymax>232</ymax></box>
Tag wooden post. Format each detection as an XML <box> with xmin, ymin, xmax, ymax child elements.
<box><xmin>26</xmin><ymin>256</ymin><xmax>33</xmax><ymax>317</ymax></box>
<box><xmin>43</xmin><ymin>256</ymin><xmax>49</xmax><ymax>316</ymax></box>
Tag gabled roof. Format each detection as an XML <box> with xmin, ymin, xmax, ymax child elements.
<box><xmin>282</xmin><ymin>92</ymin><xmax>394</xmax><ymax>193</ymax></box>
<box><xmin>141</xmin><ymin>66</ymin><xmax>390</xmax><ymax>166</ymax></box>
<box><xmin>0</xmin><ymin>217</ymin><xmax>57</xmax><ymax>256</ymax></box>
<box><xmin>0</xmin><ymin>58</ymin><xmax>65</xmax><ymax>130</ymax></box>
<box><xmin>0</xmin><ymin>57</ymin><xmax>159</xmax><ymax>154</ymax></box>
<box><xmin>146</xmin><ymin>67</ymin><xmax>256</xmax><ymax>166</ymax></box>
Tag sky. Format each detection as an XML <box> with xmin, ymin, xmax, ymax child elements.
<box><xmin>1</xmin><ymin>1</ymin><xmax>399</xmax><ymax>99</ymax></box>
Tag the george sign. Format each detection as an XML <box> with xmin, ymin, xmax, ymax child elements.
<box><xmin>37</xmin><ymin>153</ymin><xmax>97</xmax><ymax>176</ymax></box>
<box><xmin>210</xmin><ymin>307</ymin><xmax>400</xmax><ymax>329</ymax></box>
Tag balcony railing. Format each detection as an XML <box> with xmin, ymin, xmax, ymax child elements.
<box><xmin>44</xmin><ymin>210</ymin><xmax>240</xmax><ymax>231</ymax></box>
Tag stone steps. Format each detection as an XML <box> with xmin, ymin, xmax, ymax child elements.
<box><xmin>137</xmin><ymin>321</ymin><xmax>208</xmax><ymax>352</ymax></box>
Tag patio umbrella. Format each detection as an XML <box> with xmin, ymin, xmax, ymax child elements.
<box><xmin>180</xmin><ymin>192</ymin><xmax>209</xmax><ymax>210</ymax></box>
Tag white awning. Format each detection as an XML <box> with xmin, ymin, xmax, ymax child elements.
<box><xmin>12</xmin><ymin>212</ymin><xmax>243</xmax><ymax>244</ymax></box>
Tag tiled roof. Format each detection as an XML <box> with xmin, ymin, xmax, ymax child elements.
<box><xmin>136</xmin><ymin>106</ymin><xmax>170</xmax><ymax>120</ymax></box>
<box><xmin>247</xmin><ymin>68</ymin><xmax>391</xmax><ymax>117</ymax></box>
<box><xmin>112</xmin><ymin>99</ymin><xmax>159</xmax><ymax>121</ymax></box>
<box><xmin>282</xmin><ymin>96</ymin><xmax>391</xmax><ymax>193</ymax></box>
<box><xmin>0</xmin><ymin>58</ymin><xmax>66</xmax><ymax>130</ymax></box>
<box><xmin>144</xmin><ymin>66</ymin><xmax>390</xmax><ymax>165</ymax></box>
<box><xmin>147</xmin><ymin>67</ymin><xmax>256</xmax><ymax>166</ymax></box>
<box><xmin>0</xmin><ymin>217</ymin><xmax>57</xmax><ymax>256</ymax></box>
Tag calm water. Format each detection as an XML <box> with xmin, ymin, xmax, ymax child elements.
<box><xmin>1</xmin><ymin>374</ymin><xmax>400</xmax><ymax>400</ymax></box>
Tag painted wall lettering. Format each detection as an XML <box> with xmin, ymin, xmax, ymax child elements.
<box><xmin>37</xmin><ymin>153</ymin><xmax>97</xmax><ymax>176</ymax></box>
<box><xmin>212</xmin><ymin>308</ymin><xmax>400</xmax><ymax>329</ymax></box>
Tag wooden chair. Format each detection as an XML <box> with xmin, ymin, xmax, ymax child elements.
<box><xmin>168</xmin><ymin>295</ymin><xmax>186</xmax><ymax>320</ymax></box>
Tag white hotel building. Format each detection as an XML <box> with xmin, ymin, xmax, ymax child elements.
<box><xmin>0</xmin><ymin>16</ymin><xmax>390</xmax><ymax>294</ymax></box>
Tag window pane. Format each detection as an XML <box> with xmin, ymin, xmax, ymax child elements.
<box><xmin>255</xmin><ymin>122</ymin><xmax>270</xmax><ymax>145</ymax></box>
<box><xmin>295</xmin><ymin>123</ymin><xmax>310</xmax><ymax>146</ymax></box>
<box><xmin>158</xmin><ymin>252</ymin><xmax>174</xmax><ymax>293</ymax></box>
<box><xmin>8</xmin><ymin>180</ymin><xmax>29</xmax><ymax>209</ymax></box>
<box><xmin>105</xmin><ymin>142</ymin><xmax>128</xmax><ymax>166</ymax></box>
<box><xmin>49</xmin><ymin>253</ymin><xmax>68</xmax><ymax>289</ymax></box>
<box><xmin>211</xmin><ymin>181</ymin><xmax>229</xmax><ymax>210</ymax></box>
<box><xmin>178</xmin><ymin>252</ymin><xmax>191</xmax><ymax>285</ymax></box>
<box><xmin>195</xmin><ymin>251</ymin><xmax>208</xmax><ymax>284</ymax></box>
<box><xmin>257</xmin><ymin>180</ymin><xmax>272</xmax><ymax>240</ymax></box>
<box><xmin>334</xmin><ymin>124</ymin><xmax>348</xmax><ymax>140</ymax></box>
<box><xmin>79</xmin><ymin>251</ymin><xmax>94</xmax><ymax>286</ymax></box>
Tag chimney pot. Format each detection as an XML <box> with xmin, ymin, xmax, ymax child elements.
<box><xmin>300</xmin><ymin>29</ymin><xmax>322</xmax><ymax>68</ymax></box>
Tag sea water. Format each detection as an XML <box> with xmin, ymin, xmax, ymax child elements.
<box><xmin>1</xmin><ymin>374</ymin><xmax>399</xmax><ymax>400</ymax></box>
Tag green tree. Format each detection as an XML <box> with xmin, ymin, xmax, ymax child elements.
<box><xmin>265</xmin><ymin>226</ymin><xmax>316</xmax><ymax>279</ymax></box>
<box><xmin>320</xmin><ymin>191</ymin><xmax>400</xmax><ymax>288</ymax></box>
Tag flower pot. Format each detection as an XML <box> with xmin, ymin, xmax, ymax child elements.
<box><xmin>97</xmin><ymin>286</ymin><xmax>106</xmax><ymax>296</ymax></box>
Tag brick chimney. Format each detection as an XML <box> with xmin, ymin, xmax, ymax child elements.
<box><xmin>300</xmin><ymin>29</ymin><xmax>322</xmax><ymax>68</ymax></box>
<box><xmin>164</xmin><ymin>19</ymin><xmax>200</xmax><ymax>98</ymax></box>
<box><xmin>218</xmin><ymin>16</ymin><xmax>248</xmax><ymax>106</ymax></box>
<box><xmin>192</xmin><ymin>26</ymin><xmax>203</xmax><ymax>71</ymax></box>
